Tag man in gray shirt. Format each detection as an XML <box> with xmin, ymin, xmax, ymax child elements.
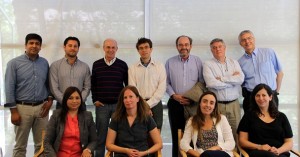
<box><xmin>49</xmin><ymin>36</ymin><xmax>91</xmax><ymax>109</ymax></box>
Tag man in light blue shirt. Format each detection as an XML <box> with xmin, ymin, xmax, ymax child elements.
<box><xmin>5</xmin><ymin>33</ymin><xmax>53</xmax><ymax>157</ymax></box>
<box><xmin>165</xmin><ymin>35</ymin><xmax>204</xmax><ymax>157</ymax></box>
<box><xmin>238</xmin><ymin>30</ymin><xmax>283</xmax><ymax>111</ymax></box>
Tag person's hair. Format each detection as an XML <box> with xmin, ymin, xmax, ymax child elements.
<box><xmin>64</xmin><ymin>36</ymin><xmax>80</xmax><ymax>47</ymax></box>
<box><xmin>191</xmin><ymin>91</ymin><xmax>221</xmax><ymax>141</ymax></box>
<box><xmin>112</xmin><ymin>86</ymin><xmax>149</xmax><ymax>123</ymax></box>
<box><xmin>103</xmin><ymin>38</ymin><xmax>118</xmax><ymax>48</ymax></box>
<box><xmin>210</xmin><ymin>38</ymin><xmax>225</xmax><ymax>47</ymax></box>
<box><xmin>250</xmin><ymin>83</ymin><xmax>279</xmax><ymax>118</ymax></box>
<box><xmin>175</xmin><ymin>35</ymin><xmax>193</xmax><ymax>46</ymax></box>
<box><xmin>238</xmin><ymin>30</ymin><xmax>254</xmax><ymax>41</ymax></box>
<box><xmin>60</xmin><ymin>86</ymin><xmax>84</xmax><ymax>124</ymax></box>
<box><xmin>136</xmin><ymin>37</ymin><xmax>152</xmax><ymax>50</ymax></box>
<box><xmin>25</xmin><ymin>33</ymin><xmax>42</xmax><ymax>45</ymax></box>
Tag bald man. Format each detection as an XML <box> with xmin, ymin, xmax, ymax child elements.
<box><xmin>91</xmin><ymin>38</ymin><xmax>128</xmax><ymax>157</ymax></box>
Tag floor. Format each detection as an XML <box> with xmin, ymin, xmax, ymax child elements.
<box><xmin>0</xmin><ymin>103</ymin><xmax>298</xmax><ymax>157</ymax></box>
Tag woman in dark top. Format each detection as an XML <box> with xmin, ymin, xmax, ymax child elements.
<box><xmin>237</xmin><ymin>84</ymin><xmax>293</xmax><ymax>157</ymax></box>
<box><xmin>106</xmin><ymin>85</ymin><xmax>162</xmax><ymax>157</ymax></box>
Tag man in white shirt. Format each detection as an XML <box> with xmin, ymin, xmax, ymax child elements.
<box><xmin>203</xmin><ymin>38</ymin><xmax>244</xmax><ymax>141</ymax></box>
<box><xmin>128</xmin><ymin>37</ymin><xmax>166</xmax><ymax>130</ymax></box>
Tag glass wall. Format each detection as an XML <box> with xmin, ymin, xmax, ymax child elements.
<box><xmin>0</xmin><ymin>0</ymin><xmax>299</xmax><ymax>152</ymax></box>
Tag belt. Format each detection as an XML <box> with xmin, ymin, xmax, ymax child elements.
<box><xmin>218</xmin><ymin>99</ymin><xmax>236</xmax><ymax>104</ymax></box>
<box><xmin>16</xmin><ymin>99</ymin><xmax>47</xmax><ymax>106</ymax></box>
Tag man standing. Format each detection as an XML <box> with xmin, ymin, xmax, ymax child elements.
<box><xmin>91</xmin><ymin>38</ymin><xmax>128</xmax><ymax>157</ymax></box>
<box><xmin>49</xmin><ymin>36</ymin><xmax>91</xmax><ymax>109</ymax></box>
<box><xmin>238</xmin><ymin>30</ymin><xmax>283</xmax><ymax>111</ymax></box>
<box><xmin>165</xmin><ymin>35</ymin><xmax>204</xmax><ymax>157</ymax></box>
<box><xmin>5</xmin><ymin>33</ymin><xmax>53</xmax><ymax>157</ymax></box>
<box><xmin>203</xmin><ymin>38</ymin><xmax>244</xmax><ymax>141</ymax></box>
<box><xmin>128</xmin><ymin>37</ymin><xmax>166</xmax><ymax>130</ymax></box>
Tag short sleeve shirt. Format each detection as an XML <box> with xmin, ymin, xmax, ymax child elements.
<box><xmin>237</xmin><ymin>112</ymin><xmax>293</xmax><ymax>148</ymax></box>
<box><xmin>109</xmin><ymin>116</ymin><xmax>157</xmax><ymax>156</ymax></box>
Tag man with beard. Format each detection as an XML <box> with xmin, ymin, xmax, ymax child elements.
<box><xmin>50</xmin><ymin>36</ymin><xmax>91</xmax><ymax>109</ymax></box>
<box><xmin>165</xmin><ymin>35</ymin><xmax>204</xmax><ymax>157</ymax></box>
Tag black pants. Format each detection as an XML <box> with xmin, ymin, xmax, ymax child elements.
<box><xmin>248</xmin><ymin>150</ymin><xmax>290</xmax><ymax>157</ymax></box>
<box><xmin>200</xmin><ymin>150</ymin><xmax>231</xmax><ymax>157</ymax></box>
<box><xmin>167</xmin><ymin>98</ymin><xmax>186</xmax><ymax>157</ymax></box>
<box><xmin>242</xmin><ymin>87</ymin><xmax>279</xmax><ymax>112</ymax></box>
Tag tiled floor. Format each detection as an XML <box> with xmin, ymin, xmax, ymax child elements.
<box><xmin>0</xmin><ymin>103</ymin><xmax>298</xmax><ymax>157</ymax></box>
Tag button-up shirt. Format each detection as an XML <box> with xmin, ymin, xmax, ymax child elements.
<box><xmin>238</xmin><ymin>48</ymin><xmax>282</xmax><ymax>91</ymax></box>
<box><xmin>203</xmin><ymin>58</ymin><xmax>244</xmax><ymax>101</ymax></box>
<box><xmin>128</xmin><ymin>59</ymin><xmax>166</xmax><ymax>108</ymax></box>
<box><xmin>49</xmin><ymin>57</ymin><xmax>91</xmax><ymax>104</ymax></box>
<box><xmin>165</xmin><ymin>55</ymin><xmax>204</xmax><ymax>96</ymax></box>
<box><xmin>5</xmin><ymin>53</ymin><xmax>50</xmax><ymax>107</ymax></box>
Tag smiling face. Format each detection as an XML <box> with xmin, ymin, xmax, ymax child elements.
<box><xmin>199</xmin><ymin>94</ymin><xmax>216</xmax><ymax>116</ymax></box>
<box><xmin>66</xmin><ymin>91</ymin><xmax>81</xmax><ymax>111</ymax></box>
<box><xmin>103</xmin><ymin>39</ymin><xmax>118</xmax><ymax>61</ymax></box>
<box><xmin>176</xmin><ymin>36</ymin><xmax>192</xmax><ymax>59</ymax></box>
<box><xmin>255</xmin><ymin>88</ymin><xmax>272</xmax><ymax>110</ymax></box>
<box><xmin>25</xmin><ymin>39</ymin><xmax>41</xmax><ymax>57</ymax></box>
<box><xmin>123</xmin><ymin>89</ymin><xmax>139</xmax><ymax>110</ymax></box>
<box><xmin>239</xmin><ymin>32</ymin><xmax>256</xmax><ymax>54</ymax></box>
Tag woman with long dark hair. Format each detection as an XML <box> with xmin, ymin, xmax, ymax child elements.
<box><xmin>44</xmin><ymin>87</ymin><xmax>97</xmax><ymax>157</ymax></box>
<box><xmin>237</xmin><ymin>83</ymin><xmax>293</xmax><ymax>157</ymax></box>
<box><xmin>180</xmin><ymin>91</ymin><xmax>235</xmax><ymax>157</ymax></box>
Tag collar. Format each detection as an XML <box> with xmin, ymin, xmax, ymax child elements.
<box><xmin>104</xmin><ymin>57</ymin><xmax>116</xmax><ymax>66</ymax></box>
<box><xmin>244</xmin><ymin>48</ymin><xmax>257</xmax><ymax>57</ymax></box>
<box><xmin>24</xmin><ymin>52</ymin><xmax>39</xmax><ymax>61</ymax></box>
<box><xmin>63</xmin><ymin>56</ymin><xmax>78</xmax><ymax>65</ymax></box>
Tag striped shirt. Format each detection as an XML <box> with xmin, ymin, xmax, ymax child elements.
<box><xmin>91</xmin><ymin>58</ymin><xmax>128</xmax><ymax>104</ymax></box>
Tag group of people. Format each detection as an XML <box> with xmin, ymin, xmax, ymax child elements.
<box><xmin>4</xmin><ymin>29</ymin><xmax>292</xmax><ymax>157</ymax></box>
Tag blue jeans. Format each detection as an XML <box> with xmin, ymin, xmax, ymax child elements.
<box><xmin>94</xmin><ymin>103</ymin><xmax>116</xmax><ymax>157</ymax></box>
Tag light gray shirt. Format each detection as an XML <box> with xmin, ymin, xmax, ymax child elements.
<box><xmin>49</xmin><ymin>57</ymin><xmax>91</xmax><ymax>104</ymax></box>
<box><xmin>203</xmin><ymin>57</ymin><xmax>244</xmax><ymax>101</ymax></box>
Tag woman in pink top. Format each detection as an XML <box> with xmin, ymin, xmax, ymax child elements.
<box><xmin>44</xmin><ymin>87</ymin><xmax>97</xmax><ymax>157</ymax></box>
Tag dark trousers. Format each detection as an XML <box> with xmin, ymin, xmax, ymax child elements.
<box><xmin>242</xmin><ymin>87</ymin><xmax>279</xmax><ymax>112</ymax></box>
<box><xmin>200</xmin><ymin>150</ymin><xmax>231</xmax><ymax>157</ymax></box>
<box><xmin>167</xmin><ymin>98</ymin><xmax>186</xmax><ymax>157</ymax></box>
<box><xmin>56</xmin><ymin>101</ymin><xmax>87</xmax><ymax>110</ymax></box>
<box><xmin>248</xmin><ymin>150</ymin><xmax>290</xmax><ymax>157</ymax></box>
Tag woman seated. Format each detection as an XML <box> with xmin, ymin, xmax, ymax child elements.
<box><xmin>44</xmin><ymin>87</ymin><xmax>97</xmax><ymax>157</ymax></box>
<box><xmin>180</xmin><ymin>91</ymin><xmax>235</xmax><ymax>157</ymax></box>
<box><xmin>106</xmin><ymin>85</ymin><xmax>162</xmax><ymax>157</ymax></box>
<box><xmin>237</xmin><ymin>83</ymin><xmax>293</xmax><ymax>157</ymax></box>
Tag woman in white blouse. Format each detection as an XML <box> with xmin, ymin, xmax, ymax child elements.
<box><xmin>180</xmin><ymin>91</ymin><xmax>235</xmax><ymax>157</ymax></box>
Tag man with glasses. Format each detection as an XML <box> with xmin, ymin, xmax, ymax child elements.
<box><xmin>165</xmin><ymin>35</ymin><xmax>204</xmax><ymax>157</ymax></box>
<box><xmin>128</xmin><ymin>37</ymin><xmax>166</xmax><ymax>131</ymax></box>
<box><xmin>238</xmin><ymin>30</ymin><xmax>283</xmax><ymax>112</ymax></box>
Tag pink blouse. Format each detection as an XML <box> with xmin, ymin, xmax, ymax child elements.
<box><xmin>57</xmin><ymin>114</ymin><xmax>82</xmax><ymax>157</ymax></box>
